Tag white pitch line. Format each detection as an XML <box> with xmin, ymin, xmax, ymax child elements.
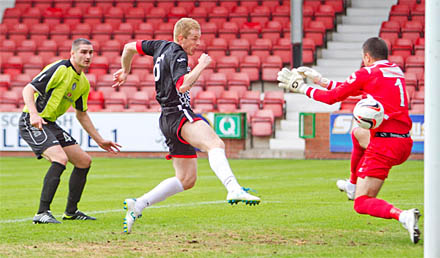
<box><xmin>1</xmin><ymin>200</ymin><xmax>278</xmax><ymax>224</ymax></box>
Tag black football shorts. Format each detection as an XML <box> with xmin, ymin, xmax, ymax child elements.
<box><xmin>18</xmin><ymin>112</ymin><xmax>77</xmax><ymax>159</ymax></box>
<box><xmin>159</xmin><ymin>108</ymin><xmax>201</xmax><ymax>159</ymax></box>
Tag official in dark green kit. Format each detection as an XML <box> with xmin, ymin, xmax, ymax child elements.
<box><xmin>19</xmin><ymin>38</ymin><xmax>121</xmax><ymax>224</ymax></box>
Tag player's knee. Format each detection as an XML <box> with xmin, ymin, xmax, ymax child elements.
<box><xmin>51</xmin><ymin>153</ymin><xmax>68</xmax><ymax>166</ymax></box>
<box><xmin>209</xmin><ymin>137</ymin><xmax>225</xmax><ymax>150</ymax></box>
<box><xmin>181</xmin><ymin>175</ymin><xmax>197</xmax><ymax>190</ymax></box>
<box><xmin>354</xmin><ymin>195</ymin><xmax>370</xmax><ymax>214</ymax></box>
<box><xmin>77</xmin><ymin>154</ymin><xmax>92</xmax><ymax>168</ymax></box>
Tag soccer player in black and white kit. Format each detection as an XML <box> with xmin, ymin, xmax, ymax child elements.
<box><xmin>113</xmin><ymin>18</ymin><xmax>260</xmax><ymax>233</ymax></box>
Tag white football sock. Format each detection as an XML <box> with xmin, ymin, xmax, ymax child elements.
<box><xmin>399</xmin><ymin>210</ymin><xmax>409</xmax><ymax>225</ymax></box>
<box><xmin>208</xmin><ymin>148</ymin><xmax>242</xmax><ymax>193</ymax></box>
<box><xmin>135</xmin><ymin>177</ymin><xmax>184</xmax><ymax>214</ymax></box>
<box><xmin>346</xmin><ymin>181</ymin><xmax>356</xmax><ymax>193</ymax></box>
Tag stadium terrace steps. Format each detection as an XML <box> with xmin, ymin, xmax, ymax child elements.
<box><xmin>267</xmin><ymin>94</ymin><xmax>339</xmax><ymax>154</ymax></box>
<box><xmin>351</xmin><ymin>0</ymin><xmax>397</xmax><ymax>8</ymax></box>
<box><xmin>312</xmin><ymin>0</ymin><xmax>396</xmax><ymax>83</ymax></box>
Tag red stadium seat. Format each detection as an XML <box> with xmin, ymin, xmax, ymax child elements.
<box><xmin>217</xmin><ymin>90</ymin><xmax>239</xmax><ymax>112</ymax></box>
<box><xmin>97</xmin><ymin>74</ymin><xmax>115</xmax><ymax>88</ymax></box>
<box><xmin>250</xmin><ymin>6</ymin><xmax>271</xmax><ymax>24</ymax></box>
<box><xmin>229</xmin><ymin>6</ymin><xmax>249</xmax><ymax>28</ymax></box>
<box><xmin>42</xmin><ymin>7</ymin><xmax>63</xmax><ymax>26</ymax></box>
<box><xmin>21</xmin><ymin>8</ymin><xmax>41</xmax><ymax>27</ymax></box>
<box><xmin>146</xmin><ymin>7</ymin><xmax>167</xmax><ymax>28</ymax></box>
<box><xmin>91</xmin><ymin>23</ymin><xmax>113</xmax><ymax>45</ymax></box>
<box><xmin>411</xmin><ymin>4</ymin><xmax>425</xmax><ymax>24</ymax></box>
<box><xmin>190</xmin><ymin>7</ymin><xmax>209</xmax><ymax>22</ymax></box>
<box><xmin>206</xmin><ymin>73</ymin><xmax>227</xmax><ymax>98</ymax></box>
<box><xmin>251</xmin><ymin>39</ymin><xmax>272</xmax><ymax>61</ymax></box>
<box><xmin>219</xmin><ymin>1</ymin><xmax>238</xmax><ymax>12</ymax></box>
<box><xmin>228</xmin><ymin>72</ymin><xmax>250</xmax><ymax>94</ymax></box>
<box><xmin>104</xmin><ymin>91</ymin><xmax>128</xmax><ymax>109</ymax></box>
<box><xmin>0</xmin><ymin>74</ymin><xmax>12</xmax><ymax>91</ymax></box>
<box><xmin>200</xmin><ymin>22</ymin><xmax>218</xmax><ymax>45</ymax></box>
<box><xmin>156</xmin><ymin>1</ymin><xmax>175</xmax><ymax>13</ymax></box>
<box><xmin>207</xmin><ymin>38</ymin><xmax>228</xmax><ymax>61</ymax></box>
<box><xmin>240</xmin><ymin>90</ymin><xmax>261</xmax><ymax>113</ymax></box>
<box><xmin>229</xmin><ymin>38</ymin><xmax>250</xmax><ymax>62</ymax></box>
<box><xmin>125</xmin><ymin>7</ymin><xmax>145</xmax><ymax>27</ymax></box>
<box><xmin>401</xmin><ymin>21</ymin><xmax>424</xmax><ymax>43</ymax></box>
<box><xmin>240</xmin><ymin>0</ymin><xmax>259</xmax><ymax>10</ymax></box>
<box><xmin>219</xmin><ymin>22</ymin><xmax>239</xmax><ymax>41</ymax></box>
<box><xmin>261</xmin><ymin>0</ymin><xmax>280</xmax><ymax>12</ymax></box>
<box><xmin>315</xmin><ymin>5</ymin><xmax>336</xmax><ymax>31</ymax></box>
<box><xmin>87</xmin><ymin>90</ymin><xmax>105</xmax><ymax>111</ymax></box>
<box><xmin>405</xmin><ymin>55</ymin><xmax>424</xmax><ymax>70</ymax></box>
<box><xmin>272</xmin><ymin>5</ymin><xmax>290</xmax><ymax>26</ymax></box>
<box><xmin>128</xmin><ymin>91</ymin><xmax>150</xmax><ymax>110</ymax></box>
<box><xmin>414</xmin><ymin>37</ymin><xmax>425</xmax><ymax>56</ymax></box>
<box><xmin>8</xmin><ymin>23</ymin><xmax>29</xmax><ymax>43</ymax></box>
<box><xmin>251</xmin><ymin>109</ymin><xmax>274</xmax><ymax>137</ymax></box>
<box><xmin>0</xmin><ymin>40</ymin><xmax>16</xmax><ymax>55</ymax></box>
<box><xmin>262</xmin><ymin>21</ymin><xmax>283</xmax><ymax>45</ymax></box>
<box><xmin>240</xmin><ymin>22</ymin><xmax>262</xmax><ymax>43</ymax></box>
<box><xmin>135</xmin><ymin>23</ymin><xmax>154</xmax><ymax>40</ymax></box>
<box><xmin>168</xmin><ymin>6</ymin><xmax>188</xmax><ymax>24</ymax></box>
<box><xmin>23</xmin><ymin>55</ymin><xmax>44</xmax><ymax>75</ymax></box>
<box><xmin>95</xmin><ymin>0</ymin><xmax>115</xmax><ymax>12</ymax></box>
<box><xmin>101</xmin><ymin>40</ymin><xmax>122</xmax><ymax>59</ymax></box>
<box><xmin>304</xmin><ymin>21</ymin><xmax>326</xmax><ymax>47</ymax></box>
<box><xmin>208</xmin><ymin>6</ymin><xmax>229</xmax><ymax>28</ymax></box>
<box><xmin>83</xmin><ymin>6</ymin><xmax>104</xmax><ymax>26</ymax></box>
<box><xmin>64</xmin><ymin>7</ymin><xmax>82</xmax><ymax>27</ymax></box>
<box><xmin>104</xmin><ymin>7</ymin><xmax>124</xmax><ymax>29</ymax></box>
<box><xmin>262</xmin><ymin>91</ymin><xmax>285</xmax><ymax>118</ymax></box>
<box><xmin>10</xmin><ymin>74</ymin><xmax>31</xmax><ymax>89</ymax></box>
<box><xmin>388</xmin><ymin>55</ymin><xmax>405</xmax><ymax>71</ymax></box>
<box><xmin>29</xmin><ymin>23</ymin><xmax>50</xmax><ymax>42</ymax></box>
<box><xmin>113</xmin><ymin>23</ymin><xmax>134</xmax><ymax>43</ymax></box>
<box><xmin>392</xmin><ymin>39</ymin><xmax>413</xmax><ymax>60</ymax></box>
<box><xmin>198</xmin><ymin>1</ymin><xmax>217</xmax><ymax>13</ymax></box>
<box><xmin>240</xmin><ymin>55</ymin><xmax>261</xmax><ymax>82</ymax></box>
<box><xmin>2</xmin><ymin>8</ymin><xmax>22</xmax><ymax>27</ymax></box>
<box><xmin>155</xmin><ymin>22</ymin><xmax>175</xmax><ymax>39</ymax></box>
<box><xmin>272</xmin><ymin>38</ymin><xmax>291</xmax><ymax>65</ymax></box>
<box><xmin>325</xmin><ymin>0</ymin><xmax>345</xmax><ymax>14</ymax></box>
<box><xmin>88</xmin><ymin>56</ymin><xmax>109</xmax><ymax>77</ymax></box>
<box><xmin>193</xmin><ymin>91</ymin><xmax>216</xmax><ymax>112</ymax></box>
<box><xmin>177</xmin><ymin>1</ymin><xmax>195</xmax><ymax>13</ymax></box>
<box><xmin>72</xmin><ymin>23</ymin><xmax>92</xmax><ymax>39</ymax></box>
<box><xmin>216</xmin><ymin>56</ymin><xmax>239</xmax><ymax>75</ymax></box>
<box><xmin>379</xmin><ymin>21</ymin><xmax>401</xmax><ymax>44</ymax></box>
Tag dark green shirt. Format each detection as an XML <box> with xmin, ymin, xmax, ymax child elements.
<box><xmin>23</xmin><ymin>60</ymin><xmax>90</xmax><ymax>122</ymax></box>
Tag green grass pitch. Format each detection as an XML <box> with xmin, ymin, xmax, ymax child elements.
<box><xmin>0</xmin><ymin>157</ymin><xmax>423</xmax><ymax>257</ymax></box>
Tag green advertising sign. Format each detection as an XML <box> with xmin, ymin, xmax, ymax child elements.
<box><xmin>214</xmin><ymin>113</ymin><xmax>246</xmax><ymax>139</ymax></box>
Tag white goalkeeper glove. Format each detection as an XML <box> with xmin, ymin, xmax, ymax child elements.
<box><xmin>277</xmin><ymin>68</ymin><xmax>309</xmax><ymax>94</ymax></box>
<box><xmin>297</xmin><ymin>66</ymin><xmax>329</xmax><ymax>87</ymax></box>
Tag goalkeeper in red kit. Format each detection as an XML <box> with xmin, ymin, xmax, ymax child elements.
<box><xmin>277</xmin><ymin>37</ymin><xmax>421</xmax><ymax>243</ymax></box>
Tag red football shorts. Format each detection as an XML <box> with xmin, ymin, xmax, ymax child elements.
<box><xmin>357</xmin><ymin>136</ymin><xmax>413</xmax><ymax>180</ymax></box>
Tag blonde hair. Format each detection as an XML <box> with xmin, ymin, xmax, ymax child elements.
<box><xmin>173</xmin><ymin>18</ymin><xmax>201</xmax><ymax>42</ymax></box>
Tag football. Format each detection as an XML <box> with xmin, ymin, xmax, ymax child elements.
<box><xmin>353</xmin><ymin>97</ymin><xmax>384</xmax><ymax>129</ymax></box>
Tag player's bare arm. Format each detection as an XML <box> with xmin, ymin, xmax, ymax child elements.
<box><xmin>22</xmin><ymin>84</ymin><xmax>47</xmax><ymax>130</ymax></box>
<box><xmin>112</xmin><ymin>42</ymin><xmax>138</xmax><ymax>87</ymax></box>
<box><xmin>75</xmin><ymin>110</ymin><xmax>121</xmax><ymax>153</ymax></box>
<box><xmin>178</xmin><ymin>53</ymin><xmax>212</xmax><ymax>93</ymax></box>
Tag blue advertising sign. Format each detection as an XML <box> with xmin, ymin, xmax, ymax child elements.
<box><xmin>329</xmin><ymin>113</ymin><xmax>424</xmax><ymax>153</ymax></box>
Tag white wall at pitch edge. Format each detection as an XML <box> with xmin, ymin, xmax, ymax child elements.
<box><xmin>0</xmin><ymin>112</ymin><xmax>169</xmax><ymax>152</ymax></box>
